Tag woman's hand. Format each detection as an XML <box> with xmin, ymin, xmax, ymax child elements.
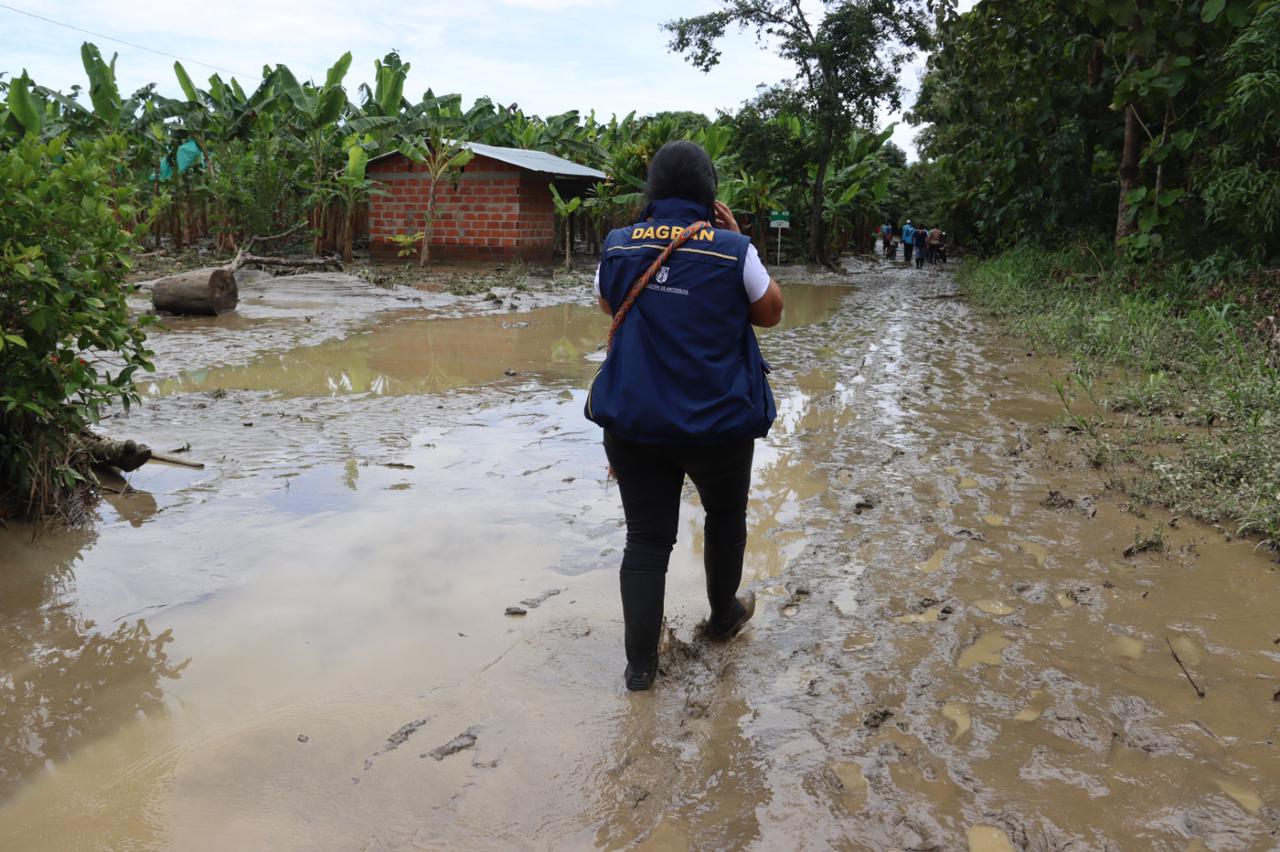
<box><xmin>713</xmin><ymin>201</ymin><xmax>740</xmax><ymax>233</ymax></box>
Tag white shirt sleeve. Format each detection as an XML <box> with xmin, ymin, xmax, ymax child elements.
<box><xmin>593</xmin><ymin>264</ymin><xmax>601</xmax><ymax>297</ymax></box>
<box><xmin>743</xmin><ymin>243</ymin><xmax>771</xmax><ymax>304</ymax></box>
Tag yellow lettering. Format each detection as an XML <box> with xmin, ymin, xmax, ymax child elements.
<box><xmin>631</xmin><ymin>227</ymin><xmax>644</xmax><ymax>240</ymax></box>
<box><xmin>700</xmin><ymin>229</ymin><xmax>715</xmax><ymax>241</ymax></box>
<box><xmin>641</xmin><ymin>226</ymin><xmax>656</xmax><ymax>239</ymax></box>
<box><xmin>671</xmin><ymin>226</ymin><xmax>684</xmax><ymax>239</ymax></box>
<box><xmin>655</xmin><ymin>225</ymin><xmax>670</xmax><ymax>239</ymax></box>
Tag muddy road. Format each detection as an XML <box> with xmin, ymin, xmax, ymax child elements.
<box><xmin>1</xmin><ymin>263</ymin><xmax>1277</xmax><ymax>850</ymax></box>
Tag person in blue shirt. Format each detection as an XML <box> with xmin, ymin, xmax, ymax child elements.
<box><xmin>913</xmin><ymin>223</ymin><xmax>929</xmax><ymax>269</ymax></box>
<box><xmin>588</xmin><ymin>141</ymin><xmax>784</xmax><ymax>691</ymax></box>
<box><xmin>902</xmin><ymin>220</ymin><xmax>915</xmax><ymax>263</ymax></box>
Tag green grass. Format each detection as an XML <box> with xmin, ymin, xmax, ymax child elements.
<box><xmin>959</xmin><ymin>244</ymin><xmax>1280</xmax><ymax>552</ymax></box>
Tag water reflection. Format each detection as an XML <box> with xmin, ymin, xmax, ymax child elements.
<box><xmin>0</xmin><ymin>528</ymin><xmax>188</xmax><ymax>803</ymax></box>
<box><xmin>150</xmin><ymin>283</ymin><xmax>853</xmax><ymax>400</ymax></box>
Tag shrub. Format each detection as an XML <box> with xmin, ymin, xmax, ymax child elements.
<box><xmin>0</xmin><ymin>132</ymin><xmax>153</xmax><ymax>520</ymax></box>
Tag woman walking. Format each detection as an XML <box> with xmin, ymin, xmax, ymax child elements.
<box><xmin>586</xmin><ymin>141</ymin><xmax>784</xmax><ymax>691</ymax></box>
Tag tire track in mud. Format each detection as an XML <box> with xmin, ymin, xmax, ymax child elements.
<box><xmin>593</xmin><ymin>265</ymin><xmax>1280</xmax><ymax>851</ymax></box>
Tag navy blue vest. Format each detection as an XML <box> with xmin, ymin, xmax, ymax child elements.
<box><xmin>585</xmin><ymin>197</ymin><xmax>776</xmax><ymax>445</ymax></box>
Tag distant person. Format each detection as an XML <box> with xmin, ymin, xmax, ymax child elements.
<box><xmin>902</xmin><ymin>220</ymin><xmax>915</xmax><ymax>264</ymax></box>
<box><xmin>881</xmin><ymin>222</ymin><xmax>893</xmax><ymax>258</ymax></box>
<box><xmin>913</xmin><ymin>223</ymin><xmax>928</xmax><ymax>269</ymax></box>
<box><xmin>937</xmin><ymin>231</ymin><xmax>948</xmax><ymax>263</ymax></box>
<box><xmin>587</xmin><ymin>140</ymin><xmax>784</xmax><ymax>691</ymax></box>
<box><xmin>928</xmin><ymin>225</ymin><xmax>943</xmax><ymax>264</ymax></box>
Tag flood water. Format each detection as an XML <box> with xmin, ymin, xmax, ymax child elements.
<box><xmin>1</xmin><ymin>265</ymin><xmax>1277</xmax><ymax>850</ymax></box>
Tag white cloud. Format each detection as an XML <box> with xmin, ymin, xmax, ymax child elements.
<box><xmin>1</xmin><ymin>0</ymin><xmax>939</xmax><ymax>155</ymax></box>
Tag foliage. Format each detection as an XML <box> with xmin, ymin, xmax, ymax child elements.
<box><xmin>912</xmin><ymin>0</ymin><xmax>1278</xmax><ymax>262</ymax></box>
<box><xmin>960</xmin><ymin>246</ymin><xmax>1280</xmax><ymax>548</ymax></box>
<box><xmin>0</xmin><ymin>132</ymin><xmax>153</xmax><ymax>518</ymax></box>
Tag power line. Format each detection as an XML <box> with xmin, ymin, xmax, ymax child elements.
<box><xmin>0</xmin><ymin>1</ymin><xmax>259</xmax><ymax>81</ymax></box>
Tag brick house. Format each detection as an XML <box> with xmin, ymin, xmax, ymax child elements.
<box><xmin>366</xmin><ymin>142</ymin><xmax>606</xmax><ymax>262</ymax></box>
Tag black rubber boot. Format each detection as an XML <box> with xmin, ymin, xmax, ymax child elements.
<box><xmin>706</xmin><ymin>591</ymin><xmax>756</xmax><ymax>642</ymax></box>
<box><xmin>704</xmin><ymin>525</ymin><xmax>751</xmax><ymax>641</ymax></box>
<box><xmin>620</xmin><ymin>569</ymin><xmax>665</xmax><ymax>691</ymax></box>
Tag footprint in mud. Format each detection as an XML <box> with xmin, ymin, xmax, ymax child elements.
<box><xmin>941</xmin><ymin>702</ymin><xmax>971</xmax><ymax>742</ymax></box>
<box><xmin>1015</xmin><ymin>540</ymin><xmax>1049</xmax><ymax>566</ymax></box>
<box><xmin>1106</xmin><ymin>635</ymin><xmax>1145</xmax><ymax>659</ymax></box>
<box><xmin>915</xmin><ymin>548</ymin><xmax>947</xmax><ymax>573</ymax></box>
<box><xmin>893</xmin><ymin>607</ymin><xmax>940</xmax><ymax>624</ymax></box>
<box><xmin>973</xmin><ymin>599</ymin><xmax>1015</xmax><ymax>616</ymax></box>
<box><xmin>958</xmin><ymin>632</ymin><xmax>1013</xmax><ymax>670</ymax></box>
<box><xmin>966</xmin><ymin>824</ymin><xmax>1017</xmax><ymax>851</ymax></box>
<box><xmin>1213</xmin><ymin>777</ymin><xmax>1263</xmax><ymax>815</ymax></box>
<box><xmin>1013</xmin><ymin>689</ymin><xmax>1048</xmax><ymax>722</ymax></box>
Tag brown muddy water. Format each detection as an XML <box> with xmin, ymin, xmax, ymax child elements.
<box><xmin>2</xmin><ymin>264</ymin><xmax>1278</xmax><ymax>850</ymax></box>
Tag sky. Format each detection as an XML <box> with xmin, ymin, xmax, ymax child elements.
<box><xmin>0</xmin><ymin>0</ymin><xmax>961</xmax><ymax>159</ymax></box>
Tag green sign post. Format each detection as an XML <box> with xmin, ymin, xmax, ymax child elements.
<box><xmin>769</xmin><ymin>211</ymin><xmax>790</xmax><ymax>263</ymax></box>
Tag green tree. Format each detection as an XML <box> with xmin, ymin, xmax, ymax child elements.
<box><xmin>665</xmin><ymin>0</ymin><xmax>930</xmax><ymax>263</ymax></box>
<box><xmin>0</xmin><ymin>132</ymin><xmax>153</xmax><ymax>518</ymax></box>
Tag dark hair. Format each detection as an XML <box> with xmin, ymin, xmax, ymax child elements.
<box><xmin>645</xmin><ymin>140</ymin><xmax>717</xmax><ymax>210</ymax></box>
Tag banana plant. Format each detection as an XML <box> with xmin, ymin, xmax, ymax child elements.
<box><xmin>397</xmin><ymin>94</ymin><xmax>474</xmax><ymax>266</ymax></box>
<box><xmin>549</xmin><ymin>184</ymin><xmax>583</xmax><ymax>270</ymax></box>
<box><xmin>275</xmin><ymin>53</ymin><xmax>353</xmax><ymax>253</ymax></box>
<box><xmin>4</xmin><ymin>71</ymin><xmax>43</xmax><ymax>137</ymax></box>
<box><xmin>335</xmin><ymin>134</ymin><xmax>387</xmax><ymax>264</ymax></box>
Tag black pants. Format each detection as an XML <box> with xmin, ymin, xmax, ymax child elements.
<box><xmin>904</xmin><ymin>242</ymin><xmax>913</xmax><ymax>262</ymax></box>
<box><xmin>604</xmin><ymin>431</ymin><xmax>754</xmax><ymax>582</ymax></box>
<box><xmin>604</xmin><ymin>431</ymin><xmax>754</xmax><ymax>668</ymax></box>
<box><xmin>915</xmin><ymin>246</ymin><xmax>925</xmax><ymax>268</ymax></box>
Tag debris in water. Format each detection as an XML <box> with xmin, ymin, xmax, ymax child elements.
<box><xmin>168</xmin><ymin>442</ymin><xmax>192</xmax><ymax>454</ymax></box>
<box><xmin>863</xmin><ymin>708</ymin><xmax>893</xmax><ymax>730</ymax></box>
<box><xmin>382</xmin><ymin>462</ymin><xmax>415</xmax><ymax>470</ymax></box>
<box><xmin>425</xmin><ymin>727</ymin><xmax>478</xmax><ymax>761</ymax></box>
<box><xmin>297</xmin><ymin>734</ymin><xmax>309</xmax><ymax>743</ymax></box>
<box><xmin>518</xmin><ymin>588</ymin><xmax>562</xmax><ymax>609</ymax></box>
<box><xmin>242</xmin><ymin>421</ymin><xmax>254</xmax><ymax>427</ymax></box>
<box><xmin>504</xmin><ymin>368</ymin><xmax>518</xmax><ymax>376</ymax></box>
<box><xmin>1166</xmin><ymin>636</ymin><xmax>1206</xmax><ymax>697</ymax></box>
<box><xmin>505</xmin><ymin>606</ymin><xmax>528</xmax><ymax>616</ymax></box>
<box><xmin>383</xmin><ymin>718</ymin><xmax>429</xmax><ymax>751</ymax></box>
<box><xmin>1041</xmin><ymin>489</ymin><xmax>1075</xmax><ymax>510</ymax></box>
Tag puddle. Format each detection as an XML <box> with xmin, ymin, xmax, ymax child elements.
<box><xmin>4</xmin><ymin>264</ymin><xmax>1279</xmax><ymax>849</ymax></box>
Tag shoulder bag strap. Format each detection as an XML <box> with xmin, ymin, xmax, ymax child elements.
<box><xmin>606</xmin><ymin>220</ymin><xmax>710</xmax><ymax>352</ymax></box>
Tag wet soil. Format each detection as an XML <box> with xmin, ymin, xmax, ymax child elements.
<box><xmin>2</xmin><ymin>261</ymin><xmax>1278</xmax><ymax>850</ymax></box>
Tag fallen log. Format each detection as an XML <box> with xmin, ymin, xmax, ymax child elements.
<box><xmin>226</xmin><ymin>249</ymin><xmax>343</xmax><ymax>274</ymax></box>
<box><xmin>152</xmin><ymin>267</ymin><xmax>238</xmax><ymax>316</ymax></box>
<box><xmin>81</xmin><ymin>434</ymin><xmax>152</xmax><ymax>472</ymax></box>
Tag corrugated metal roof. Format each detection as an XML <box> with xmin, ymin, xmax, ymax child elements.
<box><xmin>368</xmin><ymin>142</ymin><xmax>606</xmax><ymax>180</ymax></box>
<box><xmin>463</xmin><ymin>142</ymin><xmax>606</xmax><ymax>179</ymax></box>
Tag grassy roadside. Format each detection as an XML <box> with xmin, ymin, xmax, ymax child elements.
<box><xmin>958</xmin><ymin>245</ymin><xmax>1280</xmax><ymax>553</ymax></box>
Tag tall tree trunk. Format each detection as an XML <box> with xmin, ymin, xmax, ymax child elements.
<box><xmin>756</xmin><ymin>205</ymin><xmax>768</xmax><ymax>266</ymax></box>
<box><xmin>343</xmin><ymin>207</ymin><xmax>354</xmax><ymax>265</ymax></box>
<box><xmin>1114</xmin><ymin>103</ymin><xmax>1141</xmax><ymax>250</ymax></box>
<box><xmin>564</xmin><ymin>214</ymin><xmax>572</xmax><ymax>270</ymax></box>
<box><xmin>419</xmin><ymin>178</ymin><xmax>437</xmax><ymax>267</ymax></box>
<box><xmin>807</xmin><ymin>124</ymin><xmax>835</xmax><ymax>264</ymax></box>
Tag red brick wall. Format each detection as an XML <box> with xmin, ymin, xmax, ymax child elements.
<box><xmin>368</xmin><ymin>153</ymin><xmax>555</xmax><ymax>262</ymax></box>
